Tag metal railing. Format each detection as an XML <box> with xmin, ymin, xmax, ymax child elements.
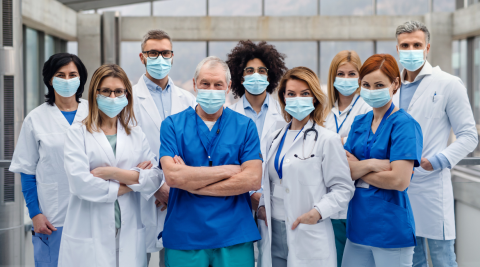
<box><xmin>0</xmin><ymin>160</ymin><xmax>11</xmax><ymax>168</ymax></box>
<box><xmin>457</xmin><ymin>157</ymin><xmax>480</xmax><ymax>166</ymax></box>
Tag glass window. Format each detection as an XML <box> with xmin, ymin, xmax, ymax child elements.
<box><xmin>433</xmin><ymin>0</ymin><xmax>456</xmax><ymax>12</ymax></box>
<box><xmin>319</xmin><ymin>41</ymin><xmax>374</xmax><ymax>86</ymax></box>
<box><xmin>120</xmin><ymin>41</ymin><xmax>145</xmax><ymax>85</ymax></box>
<box><xmin>45</xmin><ymin>35</ymin><xmax>55</xmax><ymax>61</ymax></box>
<box><xmin>265</xmin><ymin>0</ymin><xmax>317</xmax><ymax>16</ymax></box>
<box><xmin>472</xmin><ymin>37</ymin><xmax>480</xmax><ymax>156</ymax></box>
<box><xmin>320</xmin><ymin>0</ymin><xmax>373</xmax><ymax>16</ymax></box>
<box><xmin>376</xmin><ymin>0</ymin><xmax>429</xmax><ymax>15</ymax></box>
<box><xmin>25</xmin><ymin>27</ymin><xmax>41</xmax><ymax>115</ymax></box>
<box><xmin>97</xmin><ymin>2</ymin><xmax>151</xmax><ymax>16</ymax></box>
<box><xmin>269</xmin><ymin>41</ymin><xmax>318</xmax><ymax>74</ymax></box>
<box><xmin>153</xmin><ymin>0</ymin><xmax>207</xmax><ymax>16</ymax></box>
<box><xmin>169</xmin><ymin>42</ymin><xmax>207</xmax><ymax>94</ymax></box>
<box><xmin>209</xmin><ymin>0</ymin><xmax>261</xmax><ymax>16</ymax></box>
<box><xmin>67</xmin><ymin>41</ymin><xmax>78</xmax><ymax>55</ymax></box>
<box><xmin>208</xmin><ymin>41</ymin><xmax>239</xmax><ymax>61</ymax></box>
<box><xmin>376</xmin><ymin>40</ymin><xmax>400</xmax><ymax>65</ymax></box>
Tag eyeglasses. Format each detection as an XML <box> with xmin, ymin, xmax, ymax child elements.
<box><xmin>142</xmin><ymin>50</ymin><xmax>174</xmax><ymax>59</ymax></box>
<box><xmin>97</xmin><ymin>88</ymin><xmax>127</xmax><ymax>97</ymax></box>
<box><xmin>244</xmin><ymin>67</ymin><xmax>268</xmax><ymax>75</ymax></box>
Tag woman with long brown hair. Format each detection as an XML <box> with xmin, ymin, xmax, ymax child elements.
<box><xmin>58</xmin><ymin>64</ymin><xmax>163</xmax><ymax>267</ymax></box>
<box><xmin>256</xmin><ymin>67</ymin><xmax>354</xmax><ymax>267</ymax></box>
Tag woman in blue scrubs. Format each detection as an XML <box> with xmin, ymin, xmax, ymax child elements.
<box><xmin>342</xmin><ymin>54</ymin><xmax>423</xmax><ymax>267</ymax></box>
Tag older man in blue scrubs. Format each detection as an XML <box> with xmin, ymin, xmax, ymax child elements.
<box><xmin>159</xmin><ymin>56</ymin><xmax>263</xmax><ymax>267</ymax></box>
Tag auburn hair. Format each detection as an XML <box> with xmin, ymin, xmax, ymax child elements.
<box><xmin>277</xmin><ymin>67</ymin><xmax>327</xmax><ymax>126</ymax></box>
<box><xmin>84</xmin><ymin>64</ymin><xmax>136</xmax><ymax>135</ymax></box>
<box><xmin>359</xmin><ymin>54</ymin><xmax>401</xmax><ymax>95</ymax></box>
<box><xmin>327</xmin><ymin>50</ymin><xmax>362</xmax><ymax>111</ymax></box>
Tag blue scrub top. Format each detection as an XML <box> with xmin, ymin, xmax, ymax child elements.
<box><xmin>344</xmin><ymin>109</ymin><xmax>423</xmax><ymax>248</ymax></box>
<box><xmin>159</xmin><ymin>106</ymin><xmax>263</xmax><ymax>250</ymax></box>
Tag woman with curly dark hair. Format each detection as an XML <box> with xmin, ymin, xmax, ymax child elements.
<box><xmin>227</xmin><ymin>40</ymin><xmax>288</xmax><ymax>211</ymax></box>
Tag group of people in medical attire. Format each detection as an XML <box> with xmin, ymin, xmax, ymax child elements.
<box><xmin>9</xmin><ymin>20</ymin><xmax>477</xmax><ymax>267</ymax></box>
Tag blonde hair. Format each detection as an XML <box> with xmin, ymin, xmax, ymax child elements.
<box><xmin>84</xmin><ymin>64</ymin><xmax>136</xmax><ymax>135</ymax></box>
<box><xmin>327</xmin><ymin>50</ymin><xmax>362</xmax><ymax>111</ymax></box>
<box><xmin>277</xmin><ymin>67</ymin><xmax>327</xmax><ymax>126</ymax></box>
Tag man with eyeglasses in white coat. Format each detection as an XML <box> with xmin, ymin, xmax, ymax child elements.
<box><xmin>392</xmin><ymin>21</ymin><xmax>478</xmax><ymax>267</ymax></box>
<box><xmin>132</xmin><ymin>29</ymin><xmax>196</xmax><ymax>267</ymax></box>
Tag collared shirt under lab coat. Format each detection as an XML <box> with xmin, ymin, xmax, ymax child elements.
<box><xmin>9</xmin><ymin>100</ymin><xmax>89</xmax><ymax>227</ymax></box>
<box><xmin>393</xmin><ymin>61</ymin><xmax>478</xmax><ymax>240</ymax></box>
<box><xmin>58</xmin><ymin>122</ymin><xmax>163</xmax><ymax>267</ymax></box>
<box><xmin>132</xmin><ymin>74</ymin><xmax>196</xmax><ymax>252</ymax></box>
<box><xmin>257</xmin><ymin>120</ymin><xmax>354</xmax><ymax>267</ymax></box>
<box><xmin>228</xmin><ymin>94</ymin><xmax>287</xmax><ymax>195</ymax></box>
<box><xmin>324</xmin><ymin>94</ymin><xmax>371</xmax><ymax>220</ymax></box>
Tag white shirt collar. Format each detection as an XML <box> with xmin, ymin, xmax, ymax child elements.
<box><xmin>332</xmin><ymin>93</ymin><xmax>360</xmax><ymax>117</ymax></box>
<box><xmin>401</xmin><ymin>60</ymin><xmax>433</xmax><ymax>84</ymax></box>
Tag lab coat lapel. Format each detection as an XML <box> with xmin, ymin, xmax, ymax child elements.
<box><xmin>170</xmin><ymin>84</ymin><xmax>185</xmax><ymax>115</ymax></box>
<box><xmin>261</xmin><ymin>94</ymin><xmax>277</xmax><ymax>142</ymax></box>
<box><xmin>74</xmin><ymin>99</ymin><xmax>88</xmax><ymax>124</ymax></box>
<box><xmin>115</xmin><ymin>122</ymin><xmax>127</xmax><ymax>166</ymax></box>
<box><xmin>407</xmin><ymin>73</ymin><xmax>435</xmax><ymax>110</ymax></box>
<box><xmin>393</xmin><ymin>88</ymin><xmax>400</xmax><ymax>107</ymax></box>
<box><xmin>137</xmin><ymin>75</ymin><xmax>162</xmax><ymax>130</ymax></box>
<box><xmin>92</xmin><ymin>129</ymin><xmax>116</xmax><ymax>166</ymax></box>
<box><xmin>288</xmin><ymin>120</ymin><xmax>314</xmax><ymax>152</ymax></box>
<box><xmin>232</xmin><ymin>96</ymin><xmax>246</xmax><ymax>116</ymax></box>
<box><xmin>266</xmin><ymin>126</ymin><xmax>287</xmax><ymax>165</ymax></box>
<box><xmin>50</xmin><ymin>103</ymin><xmax>73</xmax><ymax>130</ymax></box>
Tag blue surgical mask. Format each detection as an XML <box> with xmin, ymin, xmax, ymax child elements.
<box><xmin>399</xmin><ymin>49</ymin><xmax>426</xmax><ymax>72</ymax></box>
<box><xmin>52</xmin><ymin>77</ymin><xmax>80</xmax><ymax>97</ymax></box>
<box><xmin>334</xmin><ymin>77</ymin><xmax>359</xmax><ymax>96</ymax></box>
<box><xmin>285</xmin><ymin>97</ymin><xmax>315</xmax><ymax>121</ymax></box>
<box><xmin>146</xmin><ymin>56</ymin><xmax>172</xmax><ymax>80</ymax></box>
<box><xmin>196</xmin><ymin>89</ymin><xmax>226</xmax><ymax>114</ymax></box>
<box><xmin>96</xmin><ymin>95</ymin><xmax>128</xmax><ymax>118</ymax></box>
<box><xmin>360</xmin><ymin>86</ymin><xmax>391</xmax><ymax>108</ymax></box>
<box><xmin>242</xmin><ymin>73</ymin><xmax>269</xmax><ymax>95</ymax></box>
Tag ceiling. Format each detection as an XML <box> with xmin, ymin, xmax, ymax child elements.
<box><xmin>57</xmin><ymin>0</ymin><xmax>166</xmax><ymax>11</ymax></box>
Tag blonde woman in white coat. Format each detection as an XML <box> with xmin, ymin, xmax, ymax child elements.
<box><xmin>323</xmin><ymin>50</ymin><xmax>371</xmax><ymax>267</ymax></box>
<box><xmin>59</xmin><ymin>64</ymin><xmax>163</xmax><ymax>267</ymax></box>
<box><xmin>257</xmin><ymin>67</ymin><xmax>354</xmax><ymax>267</ymax></box>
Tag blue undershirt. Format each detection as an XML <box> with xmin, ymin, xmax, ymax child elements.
<box><xmin>400</xmin><ymin>79</ymin><xmax>451</xmax><ymax>170</ymax></box>
<box><xmin>21</xmin><ymin>110</ymin><xmax>77</xmax><ymax>219</ymax></box>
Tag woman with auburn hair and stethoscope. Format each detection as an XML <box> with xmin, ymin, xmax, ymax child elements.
<box><xmin>324</xmin><ymin>50</ymin><xmax>371</xmax><ymax>267</ymax></box>
<box><xmin>342</xmin><ymin>54</ymin><xmax>423</xmax><ymax>267</ymax></box>
<box><xmin>256</xmin><ymin>66</ymin><xmax>354</xmax><ymax>267</ymax></box>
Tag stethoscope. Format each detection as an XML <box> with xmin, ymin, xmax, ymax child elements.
<box><xmin>274</xmin><ymin>122</ymin><xmax>319</xmax><ymax>181</ymax></box>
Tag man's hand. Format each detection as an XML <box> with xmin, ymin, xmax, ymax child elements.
<box><xmin>118</xmin><ymin>184</ymin><xmax>132</xmax><ymax>196</ymax></box>
<box><xmin>250</xmin><ymin>192</ymin><xmax>262</xmax><ymax>211</ymax></box>
<box><xmin>257</xmin><ymin>206</ymin><xmax>268</xmax><ymax>227</ymax></box>
<box><xmin>154</xmin><ymin>183</ymin><xmax>170</xmax><ymax>211</ymax></box>
<box><xmin>137</xmin><ymin>160</ymin><xmax>153</xmax><ymax>170</ymax></box>
<box><xmin>368</xmin><ymin>159</ymin><xmax>392</xmax><ymax>173</ymax></box>
<box><xmin>32</xmin><ymin>214</ymin><xmax>57</xmax><ymax>235</ymax></box>
<box><xmin>291</xmin><ymin>208</ymin><xmax>322</xmax><ymax>230</ymax></box>
<box><xmin>421</xmin><ymin>157</ymin><xmax>434</xmax><ymax>171</ymax></box>
<box><xmin>345</xmin><ymin>150</ymin><xmax>359</xmax><ymax>162</ymax></box>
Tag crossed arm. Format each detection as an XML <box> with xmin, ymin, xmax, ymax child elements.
<box><xmin>160</xmin><ymin>155</ymin><xmax>262</xmax><ymax>197</ymax></box>
<box><xmin>346</xmin><ymin>151</ymin><xmax>414</xmax><ymax>191</ymax></box>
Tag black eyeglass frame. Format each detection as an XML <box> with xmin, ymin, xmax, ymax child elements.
<box><xmin>96</xmin><ymin>88</ymin><xmax>127</xmax><ymax>97</ymax></box>
<box><xmin>142</xmin><ymin>50</ymin><xmax>174</xmax><ymax>59</ymax></box>
<box><xmin>243</xmin><ymin>67</ymin><xmax>269</xmax><ymax>75</ymax></box>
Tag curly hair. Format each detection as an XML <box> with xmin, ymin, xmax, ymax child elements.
<box><xmin>226</xmin><ymin>40</ymin><xmax>287</xmax><ymax>98</ymax></box>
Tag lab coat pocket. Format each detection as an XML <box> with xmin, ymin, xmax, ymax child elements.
<box><xmin>37</xmin><ymin>182</ymin><xmax>58</xmax><ymax>220</ymax></box>
<box><xmin>60</xmin><ymin>234</ymin><xmax>96</xmax><ymax>266</ymax></box>
<box><xmin>294</xmin><ymin>222</ymin><xmax>329</xmax><ymax>260</ymax></box>
<box><xmin>32</xmin><ymin>233</ymin><xmax>51</xmax><ymax>263</ymax></box>
<box><xmin>296</xmin><ymin>157</ymin><xmax>321</xmax><ymax>186</ymax></box>
<box><xmin>136</xmin><ymin>226</ymin><xmax>147</xmax><ymax>267</ymax></box>
<box><xmin>425</xmin><ymin>95</ymin><xmax>444</xmax><ymax>119</ymax></box>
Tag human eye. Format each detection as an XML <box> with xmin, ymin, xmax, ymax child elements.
<box><xmin>337</xmin><ymin>72</ymin><xmax>344</xmax><ymax>77</ymax></box>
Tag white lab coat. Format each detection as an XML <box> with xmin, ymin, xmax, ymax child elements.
<box><xmin>9</xmin><ymin>100</ymin><xmax>88</xmax><ymax>227</ymax></box>
<box><xmin>257</xmin><ymin>120</ymin><xmax>354</xmax><ymax>267</ymax></box>
<box><xmin>392</xmin><ymin>61</ymin><xmax>478</xmax><ymax>240</ymax></box>
<box><xmin>228</xmin><ymin>94</ymin><xmax>287</xmax><ymax>173</ymax></box>
<box><xmin>58</xmin><ymin>122</ymin><xmax>163</xmax><ymax>267</ymax></box>
<box><xmin>324</xmin><ymin>94</ymin><xmax>371</xmax><ymax>219</ymax></box>
<box><xmin>132</xmin><ymin>75</ymin><xmax>196</xmax><ymax>252</ymax></box>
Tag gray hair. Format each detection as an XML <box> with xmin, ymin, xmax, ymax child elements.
<box><xmin>194</xmin><ymin>56</ymin><xmax>231</xmax><ymax>85</ymax></box>
<box><xmin>396</xmin><ymin>21</ymin><xmax>430</xmax><ymax>43</ymax></box>
<box><xmin>141</xmin><ymin>30</ymin><xmax>172</xmax><ymax>51</ymax></box>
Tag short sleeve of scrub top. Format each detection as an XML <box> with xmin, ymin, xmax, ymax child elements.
<box><xmin>240</xmin><ymin>120</ymin><xmax>263</xmax><ymax>163</ymax></box>
<box><xmin>159</xmin><ymin>117</ymin><xmax>179</xmax><ymax>163</ymax></box>
<box><xmin>389</xmin><ymin>117</ymin><xmax>422</xmax><ymax>167</ymax></box>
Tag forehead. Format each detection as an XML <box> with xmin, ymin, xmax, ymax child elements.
<box><xmin>99</xmin><ymin>76</ymin><xmax>125</xmax><ymax>88</ymax></box>
<box><xmin>56</xmin><ymin>61</ymin><xmax>78</xmax><ymax>73</ymax></box>
<box><xmin>337</xmin><ymin>62</ymin><xmax>357</xmax><ymax>72</ymax></box>
<box><xmin>143</xmin><ymin>38</ymin><xmax>172</xmax><ymax>51</ymax></box>
<box><xmin>246</xmin><ymin>58</ymin><xmax>266</xmax><ymax>68</ymax></box>
<box><xmin>286</xmin><ymin>79</ymin><xmax>309</xmax><ymax>90</ymax></box>
<box><xmin>397</xmin><ymin>30</ymin><xmax>426</xmax><ymax>43</ymax></box>
<box><xmin>362</xmin><ymin>69</ymin><xmax>389</xmax><ymax>81</ymax></box>
<box><xmin>198</xmin><ymin>64</ymin><xmax>226</xmax><ymax>82</ymax></box>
